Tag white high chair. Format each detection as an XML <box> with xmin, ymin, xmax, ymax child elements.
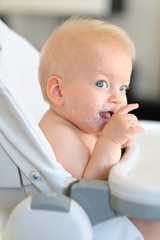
<box><xmin>1</xmin><ymin>20</ymin><xmax>160</xmax><ymax>240</ymax></box>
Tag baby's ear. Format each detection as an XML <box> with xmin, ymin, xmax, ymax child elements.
<box><xmin>47</xmin><ymin>76</ymin><xmax>64</xmax><ymax>105</ymax></box>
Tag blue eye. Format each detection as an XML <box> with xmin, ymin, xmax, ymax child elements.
<box><xmin>120</xmin><ymin>85</ymin><xmax>126</xmax><ymax>92</ymax></box>
<box><xmin>96</xmin><ymin>80</ymin><xmax>107</xmax><ymax>88</ymax></box>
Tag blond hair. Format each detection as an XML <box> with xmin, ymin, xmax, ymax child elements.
<box><xmin>38</xmin><ymin>16</ymin><xmax>135</xmax><ymax>101</ymax></box>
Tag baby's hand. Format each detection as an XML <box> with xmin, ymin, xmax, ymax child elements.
<box><xmin>102</xmin><ymin>103</ymin><xmax>145</xmax><ymax>146</ymax></box>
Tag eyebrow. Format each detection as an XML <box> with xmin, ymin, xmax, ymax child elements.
<box><xmin>95</xmin><ymin>70</ymin><xmax>108</xmax><ymax>77</ymax></box>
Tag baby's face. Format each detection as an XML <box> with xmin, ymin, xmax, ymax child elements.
<box><xmin>61</xmin><ymin>42</ymin><xmax>132</xmax><ymax>134</ymax></box>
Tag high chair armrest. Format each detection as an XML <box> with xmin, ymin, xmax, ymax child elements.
<box><xmin>66</xmin><ymin>179</ymin><xmax>117</xmax><ymax>226</ymax></box>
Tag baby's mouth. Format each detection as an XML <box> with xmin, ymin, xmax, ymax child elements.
<box><xmin>99</xmin><ymin>111</ymin><xmax>113</xmax><ymax>122</ymax></box>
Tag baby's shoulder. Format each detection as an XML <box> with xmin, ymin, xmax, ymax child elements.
<box><xmin>39</xmin><ymin>110</ymin><xmax>85</xmax><ymax>144</ymax></box>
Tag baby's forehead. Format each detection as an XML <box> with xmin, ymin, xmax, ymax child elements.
<box><xmin>54</xmin><ymin>27</ymin><xmax>128</xmax><ymax>54</ymax></box>
<box><xmin>51</xmin><ymin>31</ymin><xmax>131</xmax><ymax>69</ymax></box>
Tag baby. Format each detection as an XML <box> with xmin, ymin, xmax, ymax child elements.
<box><xmin>38</xmin><ymin>17</ymin><xmax>160</xmax><ymax>239</ymax></box>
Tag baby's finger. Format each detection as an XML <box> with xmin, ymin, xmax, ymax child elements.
<box><xmin>132</xmin><ymin>125</ymin><xmax>145</xmax><ymax>133</ymax></box>
<box><xmin>129</xmin><ymin>121</ymin><xmax>145</xmax><ymax>133</ymax></box>
<box><xmin>117</xmin><ymin>103</ymin><xmax>139</xmax><ymax>115</ymax></box>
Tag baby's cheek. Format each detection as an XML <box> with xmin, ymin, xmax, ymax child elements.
<box><xmin>124</xmin><ymin>95</ymin><xmax>128</xmax><ymax>105</ymax></box>
<box><xmin>84</xmin><ymin>110</ymin><xmax>107</xmax><ymax>133</ymax></box>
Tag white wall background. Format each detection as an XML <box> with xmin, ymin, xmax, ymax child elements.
<box><xmin>1</xmin><ymin>0</ymin><xmax>160</xmax><ymax>103</ymax></box>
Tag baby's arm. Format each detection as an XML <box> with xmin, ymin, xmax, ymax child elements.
<box><xmin>83</xmin><ymin>104</ymin><xmax>145</xmax><ymax>180</ymax></box>
<box><xmin>39</xmin><ymin>111</ymin><xmax>92</xmax><ymax>179</ymax></box>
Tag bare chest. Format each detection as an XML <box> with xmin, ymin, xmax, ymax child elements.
<box><xmin>77</xmin><ymin>132</ymin><xmax>97</xmax><ymax>156</ymax></box>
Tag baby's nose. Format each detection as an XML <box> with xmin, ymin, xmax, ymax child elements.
<box><xmin>107</xmin><ymin>90</ymin><xmax>122</xmax><ymax>104</ymax></box>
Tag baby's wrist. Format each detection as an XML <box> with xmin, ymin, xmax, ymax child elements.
<box><xmin>100</xmin><ymin>133</ymin><xmax>121</xmax><ymax>148</ymax></box>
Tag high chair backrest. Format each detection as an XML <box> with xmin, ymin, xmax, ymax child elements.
<box><xmin>0</xmin><ymin>19</ymin><xmax>48</xmax><ymax>123</ymax></box>
<box><xmin>0</xmin><ymin>74</ymin><xmax>73</xmax><ymax>193</ymax></box>
<box><xmin>0</xmin><ymin>20</ymin><xmax>74</xmax><ymax>236</ymax></box>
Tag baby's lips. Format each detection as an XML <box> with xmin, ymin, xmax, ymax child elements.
<box><xmin>99</xmin><ymin>112</ymin><xmax>112</xmax><ymax>120</ymax></box>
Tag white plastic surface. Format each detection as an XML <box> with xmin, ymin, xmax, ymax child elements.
<box><xmin>4</xmin><ymin>196</ymin><xmax>93</xmax><ymax>240</ymax></box>
<box><xmin>109</xmin><ymin>120</ymin><xmax>160</xmax><ymax>205</ymax></box>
